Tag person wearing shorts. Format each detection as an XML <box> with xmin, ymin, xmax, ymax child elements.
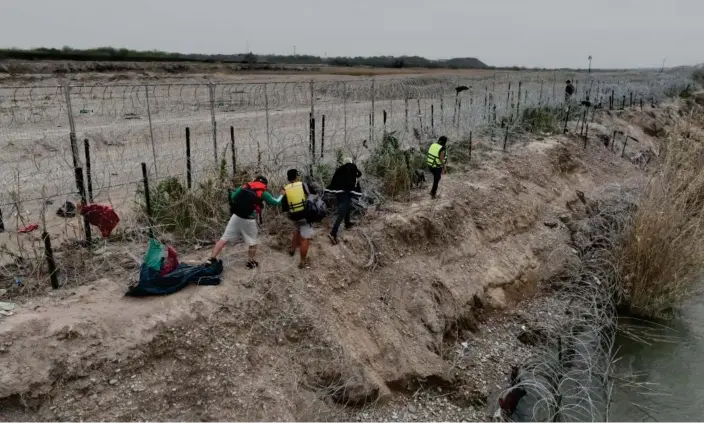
<box><xmin>207</xmin><ymin>176</ymin><xmax>281</xmax><ymax>269</ymax></box>
<box><xmin>282</xmin><ymin>169</ymin><xmax>315</xmax><ymax>269</ymax></box>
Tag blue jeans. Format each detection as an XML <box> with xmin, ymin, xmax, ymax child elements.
<box><xmin>331</xmin><ymin>192</ymin><xmax>352</xmax><ymax>236</ymax></box>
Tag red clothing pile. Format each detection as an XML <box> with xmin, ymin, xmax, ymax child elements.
<box><xmin>78</xmin><ymin>204</ymin><xmax>120</xmax><ymax>238</ymax></box>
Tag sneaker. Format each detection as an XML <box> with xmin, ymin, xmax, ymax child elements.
<box><xmin>205</xmin><ymin>257</ymin><xmax>217</xmax><ymax>266</ymax></box>
<box><xmin>298</xmin><ymin>259</ymin><xmax>310</xmax><ymax>269</ymax></box>
<box><xmin>288</xmin><ymin>247</ymin><xmax>296</xmax><ymax>257</ymax></box>
<box><xmin>245</xmin><ymin>260</ymin><xmax>259</xmax><ymax>269</ymax></box>
<box><xmin>328</xmin><ymin>233</ymin><xmax>339</xmax><ymax>245</ymax></box>
<box><xmin>345</xmin><ymin>222</ymin><xmax>356</xmax><ymax>230</ymax></box>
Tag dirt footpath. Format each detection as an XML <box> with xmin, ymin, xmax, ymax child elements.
<box><xmin>0</xmin><ymin>118</ymin><xmax>650</xmax><ymax>420</ymax></box>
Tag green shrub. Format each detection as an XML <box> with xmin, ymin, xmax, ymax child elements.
<box><xmin>136</xmin><ymin>175</ymin><xmax>229</xmax><ymax>241</ymax></box>
<box><xmin>313</xmin><ymin>162</ymin><xmax>335</xmax><ymax>188</ymax></box>
<box><xmin>522</xmin><ymin>107</ymin><xmax>552</xmax><ymax>132</ymax></box>
<box><xmin>520</xmin><ymin>106</ymin><xmax>565</xmax><ymax>133</ymax></box>
<box><xmin>365</xmin><ymin>131</ymin><xmax>424</xmax><ymax>199</ymax></box>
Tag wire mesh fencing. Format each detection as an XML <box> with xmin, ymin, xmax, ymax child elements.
<box><xmin>0</xmin><ymin>69</ymin><xmax>694</xmax><ymax>294</ymax></box>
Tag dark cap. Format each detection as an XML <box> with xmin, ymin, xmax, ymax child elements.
<box><xmin>438</xmin><ymin>135</ymin><xmax>448</xmax><ymax>145</ymax></box>
<box><xmin>286</xmin><ymin>169</ymin><xmax>299</xmax><ymax>182</ymax></box>
<box><xmin>255</xmin><ymin>175</ymin><xmax>268</xmax><ymax>185</ymax></box>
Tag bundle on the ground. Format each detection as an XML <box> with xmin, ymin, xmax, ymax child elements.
<box><xmin>126</xmin><ymin>239</ymin><xmax>223</xmax><ymax>296</ymax></box>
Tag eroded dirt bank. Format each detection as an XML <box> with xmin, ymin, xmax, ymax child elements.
<box><xmin>0</xmin><ymin>106</ymin><xmax>668</xmax><ymax>420</ymax></box>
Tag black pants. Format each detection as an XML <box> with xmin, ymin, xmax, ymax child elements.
<box><xmin>332</xmin><ymin>192</ymin><xmax>352</xmax><ymax>235</ymax></box>
<box><xmin>430</xmin><ymin>167</ymin><xmax>442</xmax><ymax>197</ymax></box>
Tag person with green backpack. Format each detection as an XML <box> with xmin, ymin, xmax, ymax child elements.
<box><xmin>206</xmin><ymin>176</ymin><xmax>282</xmax><ymax>269</ymax></box>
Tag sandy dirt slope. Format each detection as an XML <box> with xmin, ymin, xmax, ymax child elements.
<box><xmin>0</xmin><ymin>119</ymin><xmax>654</xmax><ymax>420</ymax></box>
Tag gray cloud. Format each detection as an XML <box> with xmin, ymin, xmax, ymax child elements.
<box><xmin>0</xmin><ymin>0</ymin><xmax>701</xmax><ymax>68</ymax></box>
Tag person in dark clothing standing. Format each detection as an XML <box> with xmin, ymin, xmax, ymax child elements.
<box><xmin>427</xmin><ymin>136</ymin><xmax>448</xmax><ymax>199</ymax></box>
<box><xmin>565</xmin><ymin>80</ymin><xmax>575</xmax><ymax>102</ymax></box>
<box><xmin>326</xmin><ymin>158</ymin><xmax>362</xmax><ymax>245</ymax></box>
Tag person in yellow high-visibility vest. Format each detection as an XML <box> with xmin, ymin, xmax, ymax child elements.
<box><xmin>282</xmin><ymin>169</ymin><xmax>315</xmax><ymax>269</ymax></box>
<box><xmin>426</xmin><ymin>136</ymin><xmax>448</xmax><ymax>199</ymax></box>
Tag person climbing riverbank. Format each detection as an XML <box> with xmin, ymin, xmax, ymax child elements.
<box><xmin>326</xmin><ymin>158</ymin><xmax>362</xmax><ymax>245</ymax></box>
<box><xmin>282</xmin><ymin>169</ymin><xmax>316</xmax><ymax>269</ymax></box>
<box><xmin>207</xmin><ymin>176</ymin><xmax>282</xmax><ymax>269</ymax></box>
<box><xmin>427</xmin><ymin>136</ymin><xmax>448</xmax><ymax>199</ymax></box>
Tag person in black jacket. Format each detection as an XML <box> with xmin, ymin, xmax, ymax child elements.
<box><xmin>565</xmin><ymin>80</ymin><xmax>575</xmax><ymax>102</ymax></box>
<box><xmin>325</xmin><ymin>158</ymin><xmax>362</xmax><ymax>245</ymax></box>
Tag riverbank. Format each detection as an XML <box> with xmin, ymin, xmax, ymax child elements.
<box><xmin>1</xmin><ymin>100</ymin><xmax>684</xmax><ymax>420</ymax></box>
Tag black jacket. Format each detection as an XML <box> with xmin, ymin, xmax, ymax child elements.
<box><xmin>326</xmin><ymin>163</ymin><xmax>362</xmax><ymax>193</ymax></box>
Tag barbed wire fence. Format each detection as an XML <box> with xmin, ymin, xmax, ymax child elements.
<box><xmin>0</xmin><ymin>70</ymin><xmax>693</xmax><ymax>294</ymax></box>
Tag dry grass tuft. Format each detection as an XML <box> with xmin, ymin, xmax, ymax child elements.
<box><xmin>615</xmin><ymin>125</ymin><xmax>704</xmax><ymax>318</ymax></box>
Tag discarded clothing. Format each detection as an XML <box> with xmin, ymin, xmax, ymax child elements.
<box><xmin>160</xmin><ymin>245</ymin><xmax>179</xmax><ymax>276</ymax></box>
<box><xmin>56</xmin><ymin>201</ymin><xmax>76</xmax><ymax>218</ymax></box>
<box><xmin>125</xmin><ymin>260</ymin><xmax>223</xmax><ymax>297</ymax></box>
<box><xmin>18</xmin><ymin>223</ymin><xmax>39</xmax><ymax>233</ymax></box>
<box><xmin>79</xmin><ymin>203</ymin><xmax>120</xmax><ymax>238</ymax></box>
<box><xmin>142</xmin><ymin>238</ymin><xmax>179</xmax><ymax>275</ymax></box>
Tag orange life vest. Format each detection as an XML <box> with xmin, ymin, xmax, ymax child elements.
<box><xmin>244</xmin><ymin>181</ymin><xmax>267</xmax><ymax>213</ymax></box>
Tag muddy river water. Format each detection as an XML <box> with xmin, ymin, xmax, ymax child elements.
<box><xmin>609</xmin><ymin>293</ymin><xmax>704</xmax><ymax>421</ymax></box>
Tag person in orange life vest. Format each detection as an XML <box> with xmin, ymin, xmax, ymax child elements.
<box><xmin>281</xmin><ymin>169</ymin><xmax>316</xmax><ymax>269</ymax></box>
<box><xmin>207</xmin><ymin>176</ymin><xmax>282</xmax><ymax>269</ymax></box>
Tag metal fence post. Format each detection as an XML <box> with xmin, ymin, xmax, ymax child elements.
<box><xmin>83</xmin><ymin>139</ymin><xmax>94</xmax><ymax>203</ymax></box>
<box><xmin>370</xmin><ymin>77</ymin><xmax>376</xmax><ymax>144</ymax></box>
<box><xmin>343</xmin><ymin>82</ymin><xmax>348</xmax><ymax>146</ymax></box>
<box><xmin>505</xmin><ymin>82</ymin><xmax>512</xmax><ymax>120</ymax></box>
<box><xmin>264</xmin><ymin>83</ymin><xmax>271</xmax><ymax>152</ymax></box>
<box><xmin>321</xmin><ymin>114</ymin><xmax>326</xmax><ymax>158</ymax></box>
<box><xmin>208</xmin><ymin>82</ymin><xmax>218</xmax><ymax>166</ymax></box>
<box><xmin>441</xmin><ymin>96</ymin><xmax>445</xmax><ymax>126</ymax></box>
<box><xmin>369</xmin><ymin>77</ymin><xmax>376</xmax><ymax>143</ymax></box>
<box><xmin>75</xmin><ymin>167</ymin><xmax>92</xmax><ymax>246</ymax></box>
<box><xmin>404</xmin><ymin>98</ymin><xmax>409</xmax><ymax>132</ymax></box>
<box><xmin>431</xmin><ymin>105</ymin><xmax>434</xmax><ymax>131</ymax></box>
<box><xmin>43</xmin><ymin>228</ymin><xmax>59</xmax><ymax>289</ymax></box>
<box><xmin>63</xmin><ymin>82</ymin><xmax>82</xmax><ymax>193</ymax></box>
<box><xmin>141</xmin><ymin>162</ymin><xmax>154</xmax><ymax>239</ymax></box>
<box><xmin>144</xmin><ymin>85</ymin><xmax>159</xmax><ymax>178</ymax></box>
<box><xmin>186</xmin><ymin>127</ymin><xmax>192</xmax><ymax>189</ymax></box>
<box><xmin>230</xmin><ymin>126</ymin><xmax>236</xmax><ymax>176</ymax></box>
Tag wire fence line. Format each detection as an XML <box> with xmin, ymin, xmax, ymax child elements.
<box><xmin>0</xmin><ymin>71</ymin><xmax>691</xmax><ymax>213</ymax></box>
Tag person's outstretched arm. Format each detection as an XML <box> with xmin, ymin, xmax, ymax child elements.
<box><xmin>262</xmin><ymin>191</ymin><xmax>283</xmax><ymax>207</ymax></box>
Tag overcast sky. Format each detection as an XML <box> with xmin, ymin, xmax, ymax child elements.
<box><xmin>0</xmin><ymin>0</ymin><xmax>701</xmax><ymax>69</ymax></box>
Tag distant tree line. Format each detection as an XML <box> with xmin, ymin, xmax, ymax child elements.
<box><xmin>0</xmin><ymin>46</ymin><xmax>489</xmax><ymax>69</ymax></box>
